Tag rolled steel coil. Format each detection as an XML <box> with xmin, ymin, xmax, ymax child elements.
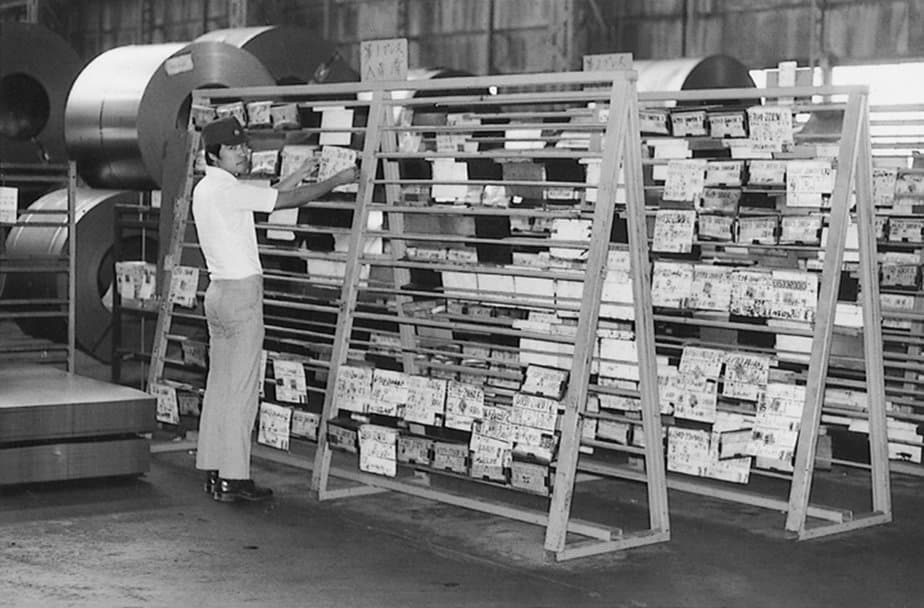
<box><xmin>3</xmin><ymin>188</ymin><xmax>153</xmax><ymax>362</ymax></box>
<box><xmin>0</xmin><ymin>22</ymin><xmax>82</xmax><ymax>164</ymax></box>
<box><xmin>196</xmin><ymin>25</ymin><xmax>358</xmax><ymax>84</ymax></box>
<box><xmin>635</xmin><ymin>55</ymin><xmax>755</xmax><ymax>91</ymax></box>
<box><xmin>65</xmin><ymin>41</ymin><xmax>274</xmax><ymax>189</ymax></box>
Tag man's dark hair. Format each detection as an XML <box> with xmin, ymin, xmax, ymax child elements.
<box><xmin>205</xmin><ymin>143</ymin><xmax>221</xmax><ymax>166</ymax></box>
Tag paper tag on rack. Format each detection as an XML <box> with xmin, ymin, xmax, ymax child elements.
<box><xmin>150</xmin><ymin>383</ymin><xmax>180</xmax><ymax>425</ymax></box>
<box><xmin>266</xmin><ymin>208</ymin><xmax>299</xmax><ymax>241</ymax></box>
<box><xmin>291</xmin><ymin>410</ymin><xmax>320</xmax><ymax>441</ymax></box>
<box><xmin>318</xmin><ymin>106</ymin><xmax>354</xmax><ymax>146</ymax></box>
<box><xmin>359</xmin><ymin>424</ymin><xmax>399</xmax><ymax>477</ymax></box>
<box><xmin>747</xmin><ymin>105</ymin><xmax>793</xmax><ymax>152</ymax></box>
<box><xmin>0</xmin><ymin>186</ymin><xmax>17</xmax><ymax>224</ymax></box>
<box><xmin>318</xmin><ymin>145</ymin><xmax>358</xmax><ymax>193</ymax></box>
<box><xmin>360</xmin><ymin>38</ymin><xmax>408</xmax><ymax>82</ymax></box>
<box><xmin>168</xmin><ymin>265</ymin><xmax>199</xmax><ymax>308</ymax></box>
<box><xmin>258</xmin><ymin>402</ymin><xmax>292</xmax><ymax>451</ymax></box>
<box><xmin>663</xmin><ymin>159</ymin><xmax>707</xmax><ymax>201</ymax></box>
<box><xmin>872</xmin><ymin>167</ymin><xmax>897</xmax><ymax>207</ymax></box>
<box><xmin>273</xmin><ymin>359</ymin><xmax>308</xmax><ymax>405</ymax></box>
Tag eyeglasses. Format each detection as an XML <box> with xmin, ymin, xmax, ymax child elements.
<box><xmin>224</xmin><ymin>143</ymin><xmax>250</xmax><ymax>153</ymax></box>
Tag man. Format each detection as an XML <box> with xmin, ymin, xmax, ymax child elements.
<box><xmin>193</xmin><ymin>116</ymin><xmax>359</xmax><ymax>502</ymax></box>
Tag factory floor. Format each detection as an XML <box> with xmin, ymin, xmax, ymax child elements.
<box><xmin>1</xmin><ymin>353</ymin><xmax>923</xmax><ymax>607</ymax></box>
<box><xmin>2</xmin><ymin>446</ymin><xmax>924</xmax><ymax>608</ymax></box>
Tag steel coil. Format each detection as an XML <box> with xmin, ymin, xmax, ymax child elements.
<box><xmin>0</xmin><ymin>22</ymin><xmax>82</xmax><ymax>164</ymax></box>
<box><xmin>65</xmin><ymin>41</ymin><xmax>274</xmax><ymax>189</ymax></box>
<box><xmin>635</xmin><ymin>55</ymin><xmax>755</xmax><ymax>91</ymax></box>
<box><xmin>196</xmin><ymin>25</ymin><xmax>358</xmax><ymax>84</ymax></box>
<box><xmin>3</xmin><ymin>188</ymin><xmax>152</xmax><ymax>362</ymax></box>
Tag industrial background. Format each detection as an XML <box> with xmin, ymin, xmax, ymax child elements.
<box><xmin>6</xmin><ymin>0</ymin><xmax>924</xmax><ymax>73</ymax></box>
<box><xmin>2</xmin><ymin>1</ymin><xmax>924</xmax><ymax>606</ymax></box>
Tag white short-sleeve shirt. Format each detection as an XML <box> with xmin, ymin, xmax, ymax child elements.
<box><xmin>192</xmin><ymin>166</ymin><xmax>278</xmax><ymax>280</ymax></box>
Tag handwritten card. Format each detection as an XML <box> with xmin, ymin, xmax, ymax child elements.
<box><xmin>245</xmin><ymin>100</ymin><xmax>272</xmax><ymax>127</ymax></box>
<box><xmin>652</xmin><ymin>209</ymin><xmax>696</xmax><ymax>253</ymax></box>
<box><xmin>521</xmin><ymin>365</ymin><xmax>569</xmax><ymax>399</ymax></box>
<box><xmin>280</xmin><ymin>145</ymin><xmax>316</xmax><ymax>179</ymax></box>
<box><xmin>673</xmin><ymin>376</ymin><xmax>718</xmax><ymax>423</ymax></box>
<box><xmin>403</xmin><ymin>375</ymin><xmax>447</xmax><ymax>426</ymax></box>
<box><xmin>0</xmin><ymin>186</ymin><xmax>17</xmax><ymax>224</ymax></box>
<box><xmin>318</xmin><ymin>145</ymin><xmax>358</xmax><ymax>193</ymax></box>
<box><xmin>780</xmin><ymin>214</ymin><xmax>822</xmax><ymax>244</ymax></box>
<box><xmin>705</xmin><ymin>161</ymin><xmax>744</xmax><ymax>187</ymax></box>
<box><xmin>667</xmin><ymin>427</ymin><xmax>711</xmax><ymax>477</ymax></box>
<box><xmin>700</xmin><ymin>188</ymin><xmax>741</xmax><ymax>213</ymax></box>
<box><xmin>671</xmin><ymin>110</ymin><xmax>708</xmax><ymax>137</ymax></box>
<box><xmin>358</xmin><ymin>424</ymin><xmax>399</xmax><ymax>477</ymax></box>
<box><xmin>679</xmin><ymin>346</ymin><xmax>725</xmax><ymax>378</ymax></box>
<box><xmin>258</xmin><ymin>402</ymin><xmax>292</xmax><ymax>450</ymax></box>
<box><xmin>181</xmin><ymin>340</ymin><xmax>208</xmax><ymax>369</ymax></box>
<box><xmin>273</xmin><ymin>359</ymin><xmax>307</xmax><ymax>405</ymax></box>
<box><xmin>651</xmin><ymin>261</ymin><xmax>693</xmax><ymax>309</ymax></box>
<box><xmin>291</xmin><ymin>410</ymin><xmax>320</xmax><ymax>440</ymax></box>
<box><xmin>888</xmin><ymin>218</ymin><xmax>924</xmax><ymax>243</ymax></box>
<box><xmin>708</xmin><ymin>111</ymin><xmax>748</xmax><ymax>138</ymax></box>
<box><xmin>365</xmin><ymin>368</ymin><xmax>409</xmax><ymax>417</ymax></box>
<box><xmin>150</xmin><ymin>383</ymin><xmax>179</xmax><ymax>425</ymax></box>
<box><xmin>746</xmin><ymin>105</ymin><xmax>793</xmax><ymax>151</ymax></box>
<box><xmin>582</xmin><ymin>52</ymin><xmax>633</xmax><ymax>71</ymax></box>
<box><xmin>688</xmin><ymin>265</ymin><xmax>732</xmax><ymax>311</ymax></box>
<box><xmin>769</xmin><ymin>270</ymin><xmax>818</xmax><ymax>323</ymax></box>
<box><xmin>737</xmin><ymin>215</ymin><xmax>778</xmax><ymax>245</ymax></box>
<box><xmin>663</xmin><ymin>159</ymin><xmax>707</xmax><ymax>202</ymax></box>
<box><xmin>333</xmin><ymin>365</ymin><xmax>373</xmax><ymax>413</ymax></box>
<box><xmin>729</xmin><ymin>269</ymin><xmax>773</xmax><ymax>318</ymax></box>
<box><xmin>360</xmin><ymin>38</ymin><xmax>408</xmax><ymax>82</ymax></box>
<box><xmin>639</xmin><ymin>110</ymin><xmax>671</xmax><ymax>135</ymax></box>
<box><xmin>786</xmin><ymin>160</ymin><xmax>835</xmax><ymax>207</ymax></box>
<box><xmin>872</xmin><ymin>167</ymin><xmax>898</xmax><ymax>207</ymax></box>
<box><xmin>747</xmin><ymin>160</ymin><xmax>787</xmax><ymax>185</ymax></box>
<box><xmin>444</xmin><ymin>381</ymin><xmax>485</xmax><ymax>430</ymax></box>
<box><xmin>722</xmin><ymin>352</ymin><xmax>771</xmax><ymax>401</ymax></box>
<box><xmin>697</xmin><ymin>213</ymin><xmax>735</xmax><ymax>241</ymax></box>
<box><xmin>250</xmin><ymin>149</ymin><xmax>279</xmax><ymax>176</ymax></box>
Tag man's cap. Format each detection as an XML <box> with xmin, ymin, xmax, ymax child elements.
<box><xmin>201</xmin><ymin>116</ymin><xmax>246</xmax><ymax>147</ymax></box>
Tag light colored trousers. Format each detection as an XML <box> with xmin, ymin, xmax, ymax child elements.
<box><xmin>196</xmin><ymin>274</ymin><xmax>264</xmax><ymax>480</ymax></box>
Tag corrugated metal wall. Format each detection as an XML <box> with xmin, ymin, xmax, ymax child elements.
<box><xmin>18</xmin><ymin>0</ymin><xmax>924</xmax><ymax>72</ymax></box>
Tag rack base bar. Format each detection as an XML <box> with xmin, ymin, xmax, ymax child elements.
<box><xmin>577</xmin><ymin>460</ymin><xmax>850</xmax><ymax>524</ymax></box>
<box><xmin>551</xmin><ymin>529</ymin><xmax>671</xmax><ymax>562</ymax></box>
<box><xmin>795</xmin><ymin>511</ymin><xmax>892</xmax><ymax>541</ymax></box>
<box><xmin>316</xmin><ymin>467</ymin><xmax>616</xmax><ymax>542</ymax></box>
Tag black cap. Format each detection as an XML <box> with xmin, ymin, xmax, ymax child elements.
<box><xmin>201</xmin><ymin>116</ymin><xmax>246</xmax><ymax>147</ymax></box>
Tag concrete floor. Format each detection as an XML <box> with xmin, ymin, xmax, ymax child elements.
<box><xmin>2</xmin><ymin>443</ymin><xmax>923</xmax><ymax>608</ymax></box>
<box><xmin>1</xmin><ymin>343</ymin><xmax>921</xmax><ymax>607</ymax></box>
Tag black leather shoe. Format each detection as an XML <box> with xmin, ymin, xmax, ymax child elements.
<box><xmin>212</xmin><ymin>478</ymin><xmax>274</xmax><ymax>503</ymax></box>
<box><xmin>203</xmin><ymin>470</ymin><xmax>219</xmax><ymax>494</ymax></box>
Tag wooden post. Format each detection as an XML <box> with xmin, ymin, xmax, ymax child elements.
<box><xmin>544</xmin><ymin>76</ymin><xmax>632</xmax><ymax>554</ymax></box>
<box><xmin>310</xmin><ymin>88</ymin><xmax>387</xmax><ymax>499</ymax></box>
<box><xmin>785</xmin><ymin>93</ymin><xmax>864</xmax><ymax>534</ymax></box>
<box><xmin>853</xmin><ymin>106</ymin><xmax>892</xmax><ymax>519</ymax></box>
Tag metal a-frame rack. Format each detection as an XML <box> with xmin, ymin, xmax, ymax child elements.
<box><xmin>612</xmin><ymin>85</ymin><xmax>889</xmax><ymax>540</ymax></box>
<box><xmin>145</xmin><ymin>68</ymin><xmax>668</xmax><ymax>561</ymax></box>
<box><xmin>0</xmin><ymin>162</ymin><xmax>77</xmax><ymax>371</ymax></box>
<box><xmin>304</xmin><ymin>69</ymin><xmax>669</xmax><ymax>561</ymax></box>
